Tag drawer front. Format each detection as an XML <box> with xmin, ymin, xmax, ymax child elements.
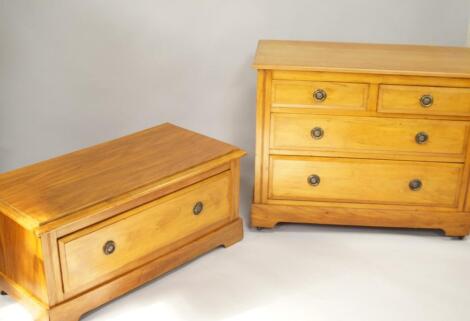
<box><xmin>58</xmin><ymin>172</ymin><xmax>232</xmax><ymax>294</ymax></box>
<box><xmin>270</xmin><ymin>113</ymin><xmax>468</xmax><ymax>160</ymax></box>
<box><xmin>272</xmin><ymin>80</ymin><xmax>369</xmax><ymax>110</ymax></box>
<box><xmin>269</xmin><ymin>156</ymin><xmax>463</xmax><ymax>207</ymax></box>
<box><xmin>378</xmin><ymin>85</ymin><xmax>470</xmax><ymax>116</ymax></box>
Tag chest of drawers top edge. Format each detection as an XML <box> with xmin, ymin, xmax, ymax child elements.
<box><xmin>253</xmin><ymin>40</ymin><xmax>470</xmax><ymax>78</ymax></box>
<box><xmin>251</xmin><ymin>40</ymin><xmax>470</xmax><ymax>238</ymax></box>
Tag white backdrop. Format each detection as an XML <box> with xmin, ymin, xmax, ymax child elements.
<box><xmin>1</xmin><ymin>0</ymin><xmax>469</xmax><ymax>221</ymax></box>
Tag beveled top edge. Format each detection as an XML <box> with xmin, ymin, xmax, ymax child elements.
<box><xmin>253</xmin><ymin>40</ymin><xmax>470</xmax><ymax>79</ymax></box>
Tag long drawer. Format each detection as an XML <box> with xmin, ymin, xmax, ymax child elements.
<box><xmin>270</xmin><ymin>113</ymin><xmax>468</xmax><ymax>160</ymax></box>
<box><xmin>272</xmin><ymin>80</ymin><xmax>369</xmax><ymax>110</ymax></box>
<box><xmin>269</xmin><ymin>155</ymin><xmax>463</xmax><ymax>207</ymax></box>
<box><xmin>378</xmin><ymin>84</ymin><xmax>470</xmax><ymax>117</ymax></box>
<box><xmin>58</xmin><ymin>171</ymin><xmax>232</xmax><ymax>294</ymax></box>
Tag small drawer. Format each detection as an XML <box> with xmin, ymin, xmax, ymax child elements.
<box><xmin>269</xmin><ymin>155</ymin><xmax>463</xmax><ymax>207</ymax></box>
<box><xmin>58</xmin><ymin>172</ymin><xmax>232</xmax><ymax>294</ymax></box>
<box><xmin>270</xmin><ymin>114</ymin><xmax>468</xmax><ymax>161</ymax></box>
<box><xmin>272</xmin><ymin>80</ymin><xmax>369</xmax><ymax>110</ymax></box>
<box><xmin>378</xmin><ymin>85</ymin><xmax>470</xmax><ymax>117</ymax></box>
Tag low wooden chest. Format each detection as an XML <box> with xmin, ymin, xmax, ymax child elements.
<box><xmin>0</xmin><ymin>123</ymin><xmax>245</xmax><ymax>321</ymax></box>
<box><xmin>251</xmin><ymin>40</ymin><xmax>470</xmax><ymax>237</ymax></box>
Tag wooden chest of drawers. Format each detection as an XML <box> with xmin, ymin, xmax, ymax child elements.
<box><xmin>0</xmin><ymin>123</ymin><xmax>245</xmax><ymax>321</ymax></box>
<box><xmin>251</xmin><ymin>40</ymin><xmax>470</xmax><ymax>237</ymax></box>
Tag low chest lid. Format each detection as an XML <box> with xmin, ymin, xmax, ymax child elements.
<box><xmin>253</xmin><ymin>40</ymin><xmax>470</xmax><ymax>78</ymax></box>
<box><xmin>0</xmin><ymin>123</ymin><xmax>244</xmax><ymax>232</ymax></box>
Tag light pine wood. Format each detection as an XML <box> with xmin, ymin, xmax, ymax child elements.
<box><xmin>266</xmin><ymin>196</ymin><xmax>460</xmax><ymax>212</ymax></box>
<box><xmin>251</xmin><ymin>204</ymin><xmax>470</xmax><ymax>237</ymax></box>
<box><xmin>0</xmin><ymin>273</ymin><xmax>50</xmax><ymax>321</ymax></box>
<box><xmin>261</xmin><ymin>71</ymin><xmax>274</xmax><ymax>204</ymax></box>
<box><xmin>254</xmin><ymin>40</ymin><xmax>470</xmax><ymax>78</ymax></box>
<box><xmin>230</xmin><ymin>159</ymin><xmax>241</xmax><ymax>220</ymax></box>
<box><xmin>270</xmin><ymin>113</ymin><xmax>469</xmax><ymax>161</ymax></box>
<box><xmin>0</xmin><ymin>123</ymin><xmax>239</xmax><ymax>230</ymax></box>
<box><xmin>40</xmin><ymin>231</ymin><xmax>63</xmax><ymax>305</ymax></box>
<box><xmin>0</xmin><ymin>123</ymin><xmax>246</xmax><ymax>321</ymax></box>
<box><xmin>3</xmin><ymin>218</ymin><xmax>243</xmax><ymax>321</ymax></box>
<box><xmin>271</xmin><ymin>71</ymin><xmax>470</xmax><ymax>120</ymax></box>
<box><xmin>254</xmin><ymin>70</ymin><xmax>266</xmax><ymax>203</ymax></box>
<box><xmin>0</xmin><ymin>214</ymin><xmax>49</xmax><ymax>304</ymax></box>
<box><xmin>49</xmin><ymin>218</ymin><xmax>243</xmax><ymax>321</ymax></box>
<box><xmin>273</xmin><ymin>70</ymin><xmax>470</xmax><ymax>88</ymax></box>
<box><xmin>252</xmin><ymin>40</ymin><xmax>470</xmax><ymax>237</ymax></box>
<box><xmin>378</xmin><ymin>84</ymin><xmax>470</xmax><ymax>117</ymax></box>
<box><xmin>59</xmin><ymin>172</ymin><xmax>232</xmax><ymax>294</ymax></box>
<box><xmin>366</xmin><ymin>83</ymin><xmax>379</xmax><ymax>112</ymax></box>
<box><xmin>272</xmin><ymin>80</ymin><xmax>369</xmax><ymax>110</ymax></box>
<box><xmin>39</xmin><ymin>157</ymin><xmax>239</xmax><ymax>237</ymax></box>
<box><xmin>269</xmin><ymin>156</ymin><xmax>463</xmax><ymax>207</ymax></box>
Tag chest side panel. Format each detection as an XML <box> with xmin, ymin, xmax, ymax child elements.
<box><xmin>0</xmin><ymin>212</ymin><xmax>49</xmax><ymax>304</ymax></box>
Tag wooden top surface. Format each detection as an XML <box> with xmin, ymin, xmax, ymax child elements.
<box><xmin>253</xmin><ymin>40</ymin><xmax>470</xmax><ymax>78</ymax></box>
<box><xmin>0</xmin><ymin>123</ymin><xmax>243</xmax><ymax>230</ymax></box>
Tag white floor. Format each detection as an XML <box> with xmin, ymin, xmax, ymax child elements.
<box><xmin>1</xmin><ymin>223</ymin><xmax>470</xmax><ymax>321</ymax></box>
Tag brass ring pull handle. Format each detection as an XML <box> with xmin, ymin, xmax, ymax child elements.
<box><xmin>307</xmin><ymin>174</ymin><xmax>321</xmax><ymax>186</ymax></box>
<box><xmin>311</xmin><ymin>127</ymin><xmax>324</xmax><ymax>140</ymax></box>
<box><xmin>103</xmin><ymin>240</ymin><xmax>116</xmax><ymax>255</ymax></box>
<box><xmin>409</xmin><ymin>179</ymin><xmax>422</xmax><ymax>191</ymax></box>
<box><xmin>193</xmin><ymin>201</ymin><xmax>204</xmax><ymax>215</ymax></box>
<box><xmin>420</xmin><ymin>94</ymin><xmax>433</xmax><ymax>108</ymax></box>
<box><xmin>313</xmin><ymin>89</ymin><xmax>327</xmax><ymax>102</ymax></box>
<box><xmin>415</xmin><ymin>132</ymin><xmax>429</xmax><ymax>144</ymax></box>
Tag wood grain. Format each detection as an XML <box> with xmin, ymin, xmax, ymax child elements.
<box><xmin>230</xmin><ymin>159</ymin><xmax>241</xmax><ymax>220</ymax></box>
<box><xmin>49</xmin><ymin>218</ymin><xmax>243</xmax><ymax>321</ymax></box>
<box><xmin>269</xmin><ymin>155</ymin><xmax>463</xmax><ymax>207</ymax></box>
<box><xmin>252</xmin><ymin>41</ymin><xmax>470</xmax><ymax>237</ymax></box>
<box><xmin>253</xmin><ymin>40</ymin><xmax>470</xmax><ymax>78</ymax></box>
<box><xmin>59</xmin><ymin>172</ymin><xmax>232</xmax><ymax>294</ymax></box>
<box><xmin>0</xmin><ymin>123</ymin><xmax>239</xmax><ymax>230</ymax></box>
<box><xmin>261</xmin><ymin>71</ymin><xmax>273</xmax><ymax>204</ymax></box>
<box><xmin>272</xmin><ymin>79</ymin><xmax>368</xmax><ymax>110</ymax></box>
<box><xmin>0</xmin><ymin>123</ymin><xmax>246</xmax><ymax>321</ymax></box>
<box><xmin>379</xmin><ymin>84</ymin><xmax>470</xmax><ymax>117</ymax></box>
<box><xmin>0</xmin><ymin>213</ymin><xmax>49</xmax><ymax>304</ymax></box>
<box><xmin>266</xmin><ymin>196</ymin><xmax>460</xmax><ymax>212</ymax></box>
<box><xmin>37</xmin><ymin>153</ymin><xmax>242</xmax><ymax>236</ymax></box>
<box><xmin>273</xmin><ymin>70</ymin><xmax>470</xmax><ymax>88</ymax></box>
<box><xmin>2</xmin><ymin>218</ymin><xmax>243</xmax><ymax>321</ymax></box>
<box><xmin>254</xmin><ymin>70</ymin><xmax>266</xmax><ymax>203</ymax></box>
<box><xmin>251</xmin><ymin>203</ymin><xmax>470</xmax><ymax>237</ymax></box>
<box><xmin>0</xmin><ymin>272</ymin><xmax>50</xmax><ymax>321</ymax></box>
<box><xmin>270</xmin><ymin>113</ymin><xmax>469</xmax><ymax>161</ymax></box>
